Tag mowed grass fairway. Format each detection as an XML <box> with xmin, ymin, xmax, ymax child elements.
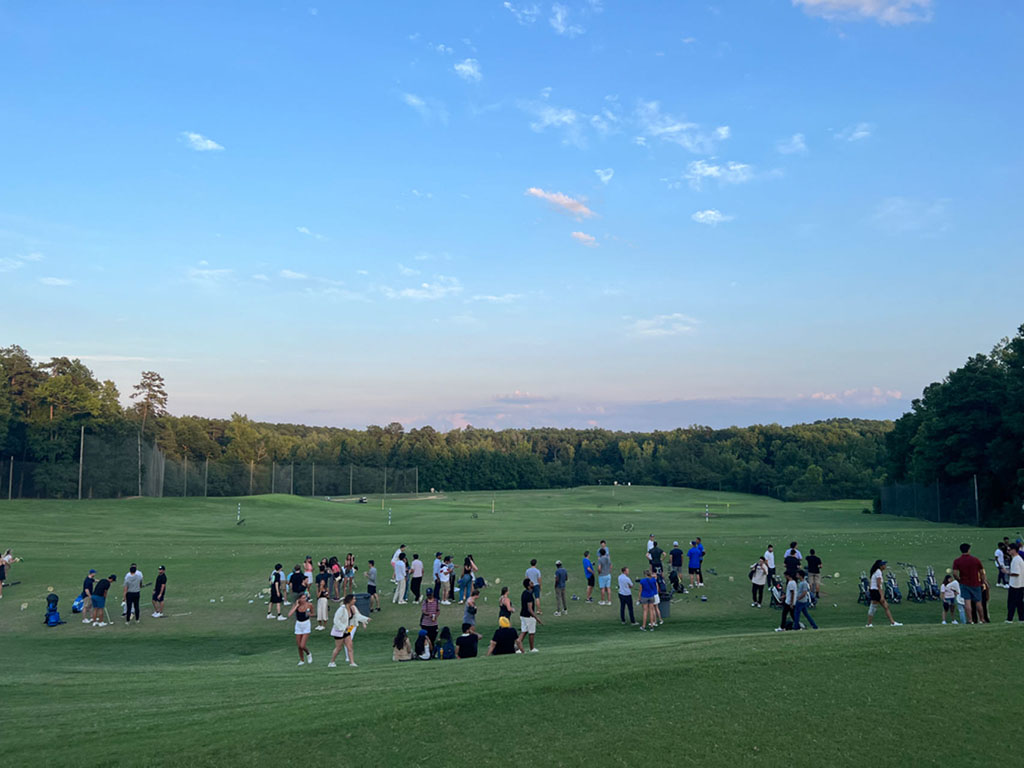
<box><xmin>0</xmin><ymin>486</ymin><xmax>1018</xmax><ymax>767</ymax></box>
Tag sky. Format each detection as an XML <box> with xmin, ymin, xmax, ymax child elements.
<box><xmin>1</xmin><ymin>0</ymin><xmax>1022</xmax><ymax>432</ymax></box>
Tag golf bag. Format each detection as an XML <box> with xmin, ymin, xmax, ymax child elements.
<box><xmin>473</xmin><ymin>576</ymin><xmax>487</xmax><ymax>590</ymax></box>
<box><xmin>925</xmin><ymin>566</ymin><xmax>940</xmax><ymax>600</ymax></box>
<box><xmin>884</xmin><ymin>571</ymin><xmax>902</xmax><ymax>604</ymax></box>
<box><xmin>769</xmin><ymin>575</ymin><xmax>785</xmax><ymax>610</ymax></box>
<box><xmin>44</xmin><ymin>593</ymin><xmax>64</xmax><ymax>627</ymax></box>
<box><xmin>905</xmin><ymin>565</ymin><xmax>927</xmax><ymax>603</ymax></box>
<box><xmin>858</xmin><ymin>571</ymin><xmax>871</xmax><ymax>605</ymax></box>
<box><xmin>71</xmin><ymin>594</ymin><xmax>85</xmax><ymax>613</ymax></box>
<box><xmin>668</xmin><ymin>569</ymin><xmax>685</xmax><ymax>593</ymax></box>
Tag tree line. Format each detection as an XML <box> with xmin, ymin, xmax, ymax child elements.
<box><xmin>1</xmin><ymin>342</ymin><xmax>892</xmax><ymax>500</ymax></box>
<box><xmin>885</xmin><ymin>324</ymin><xmax>1024</xmax><ymax>525</ymax></box>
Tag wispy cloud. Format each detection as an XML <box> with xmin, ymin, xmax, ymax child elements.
<box><xmin>628</xmin><ymin>313</ymin><xmax>700</xmax><ymax>337</ymax></box>
<box><xmin>684</xmin><ymin>160</ymin><xmax>754</xmax><ymax>190</ymax></box>
<box><xmin>296</xmin><ymin>226</ymin><xmax>326</xmax><ymax>240</ymax></box>
<box><xmin>39</xmin><ymin>277</ymin><xmax>72</xmax><ymax>286</ymax></box>
<box><xmin>525</xmin><ymin>187</ymin><xmax>596</xmax><ymax>219</ymax></box>
<box><xmin>834</xmin><ymin>122</ymin><xmax>873</xmax><ymax>141</ymax></box>
<box><xmin>503</xmin><ymin>1</ymin><xmax>540</xmax><ymax>24</ymax></box>
<box><xmin>802</xmin><ymin>386</ymin><xmax>903</xmax><ymax>405</ymax></box>
<box><xmin>550</xmin><ymin>3</ymin><xmax>584</xmax><ymax>36</ymax></box>
<box><xmin>402</xmin><ymin>92</ymin><xmax>448</xmax><ymax>124</ymax></box>
<box><xmin>252</xmin><ymin>273</ymin><xmax>269</xmax><ymax>281</ymax></box>
<box><xmin>186</xmin><ymin>266</ymin><xmax>233</xmax><ymax>288</ymax></box>
<box><xmin>280</xmin><ymin>269</ymin><xmax>308</xmax><ymax>280</ymax></box>
<box><xmin>470</xmin><ymin>293</ymin><xmax>523</xmax><ymax>303</ymax></box>
<box><xmin>777</xmin><ymin>133</ymin><xmax>807</xmax><ymax>154</ymax></box>
<box><xmin>871</xmin><ymin>196</ymin><xmax>948</xmax><ymax>235</ymax></box>
<box><xmin>691</xmin><ymin>209</ymin><xmax>734</xmax><ymax>226</ymax></box>
<box><xmin>594</xmin><ymin>168</ymin><xmax>614</xmax><ymax>184</ymax></box>
<box><xmin>382</xmin><ymin>275</ymin><xmax>463</xmax><ymax>300</ymax></box>
<box><xmin>571</xmin><ymin>231</ymin><xmax>598</xmax><ymax>247</ymax></box>
<box><xmin>793</xmin><ymin>0</ymin><xmax>932</xmax><ymax>25</ymax></box>
<box><xmin>635</xmin><ymin>101</ymin><xmax>728</xmax><ymax>154</ymax></box>
<box><xmin>454</xmin><ymin>58</ymin><xmax>482</xmax><ymax>82</ymax></box>
<box><xmin>180</xmin><ymin>131</ymin><xmax>224</xmax><ymax>151</ymax></box>
<box><xmin>434</xmin><ymin>43</ymin><xmax>453</xmax><ymax>54</ymax></box>
<box><xmin>398</xmin><ymin>263</ymin><xmax>421</xmax><ymax>276</ymax></box>
<box><xmin>494</xmin><ymin>390</ymin><xmax>553</xmax><ymax>404</ymax></box>
<box><xmin>0</xmin><ymin>251</ymin><xmax>43</xmax><ymax>272</ymax></box>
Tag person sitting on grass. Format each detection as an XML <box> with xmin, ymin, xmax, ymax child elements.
<box><xmin>487</xmin><ymin>616</ymin><xmax>524</xmax><ymax>656</ymax></box>
<box><xmin>393</xmin><ymin>627</ymin><xmax>413</xmax><ymax>661</ymax></box>
<box><xmin>414</xmin><ymin>629</ymin><xmax>432</xmax><ymax>660</ymax></box>
<box><xmin>456</xmin><ymin>623</ymin><xmax>482</xmax><ymax>659</ymax></box>
<box><xmin>434</xmin><ymin>626</ymin><xmax>456</xmax><ymax>659</ymax></box>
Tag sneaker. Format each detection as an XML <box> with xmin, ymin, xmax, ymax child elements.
<box><xmin>266</xmin><ymin>614</ymin><xmax>274</xmax><ymax>619</ymax></box>
<box><xmin>751</xmin><ymin>602</ymin><xmax>756</xmax><ymax>607</ymax></box>
<box><xmin>97</xmin><ymin>622</ymin><xmax>107</xmax><ymax>627</ymax></box>
<box><xmin>277</xmin><ymin>615</ymin><xmax>287</xmax><ymax>621</ymax></box>
<box><xmin>305</xmin><ymin>652</ymin><xmax>312</xmax><ymax>663</ymax></box>
<box><xmin>529</xmin><ymin>648</ymin><xmax>538</xmax><ymax>653</ymax></box>
<box><xmin>952</xmin><ymin>620</ymin><xmax>959</xmax><ymax>624</ymax></box>
<box><xmin>83</xmin><ymin>618</ymin><xmax>92</xmax><ymax>624</ymax></box>
<box><xmin>941</xmin><ymin>620</ymin><xmax>947</xmax><ymax>625</ymax></box>
<box><xmin>658</xmin><ymin>619</ymin><xmax>664</xmax><ymax>625</ymax></box>
<box><xmin>699</xmin><ymin>583</ymin><xmax>705</xmax><ymax>587</ymax></box>
<box><xmin>631</xmin><ymin>621</ymin><xmax>639</xmax><ymax>625</ymax></box>
<box><xmin>621</xmin><ymin>620</ymin><xmax>626</xmax><ymax>625</ymax></box>
<box><xmin>774</xmin><ymin>627</ymin><xmax>783</xmax><ymax>632</ymax></box>
<box><xmin>328</xmin><ymin>661</ymin><xmax>337</xmax><ymax>668</ymax></box>
<box><xmin>398</xmin><ymin>600</ymin><xmax>407</xmax><ymax>604</ymax></box>
<box><xmin>297</xmin><ymin>661</ymin><xmax>305</xmax><ymax>666</ymax></box>
<box><xmin>757</xmin><ymin>603</ymin><xmax>762</xmax><ymax>608</ymax></box>
<box><xmin>283</xmin><ymin>601</ymin><xmax>291</xmax><ymax>606</ymax></box>
<box><xmin>349</xmin><ymin>662</ymin><xmax>358</xmax><ymax>667</ymax></box>
<box><xmin>891</xmin><ymin>622</ymin><xmax>903</xmax><ymax>627</ymax></box>
<box><xmin>639</xmin><ymin>626</ymin><xmax>647</xmax><ymax>631</ymax></box>
<box><xmin>553</xmin><ymin>611</ymin><xmax>560</xmax><ymax>616</ymax></box>
<box><xmin>1006</xmin><ymin>620</ymin><xmax>1014</xmax><ymax>624</ymax></box>
<box><xmin>586</xmin><ymin>598</ymin><xmax>593</xmax><ymax>603</ymax></box>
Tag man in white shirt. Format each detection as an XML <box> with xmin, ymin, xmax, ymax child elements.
<box><xmin>764</xmin><ymin>545</ymin><xmax>776</xmax><ymax>579</ymax></box>
<box><xmin>393</xmin><ymin>555</ymin><xmax>408</xmax><ymax>604</ymax></box>
<box><xmin>525</xmin><ymin>560</ymin><xmax>542</xmax><ymax>614</ymax></box>
<box><xmin>617</xmin><ymin>566</ymin><xmax>636</xmax><ymax>625</ymax></box>
<box><xmin>122</xmin><ymin>563</ymin><xmax>144</xmax><ymax>624</ymax></box>
<box><xmin>994</xmin><ymin>545</ymin><xmax>1008</xmax><ymax>588</ymax></box>
<box><xmin>391</xmin><ymin>545</ymin><xmax>406</xmax><ymax>582</ymax></box>
<box><xmin>788</xmin><ymin>541</ymin><xmax>803</xmax><ymax>561</ymax></box>
<box><xmin>646</xmin><ymin>535</ymin><xmax>655</xmax><ymax>553</ymax></box>
<box><xmin>1006</xmin><ymin>543</ymin><xmax>1023</xmax><ymax>622</ymax></box>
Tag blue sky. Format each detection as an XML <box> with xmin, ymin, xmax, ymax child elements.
<box><xmin>2</xmin><ymin>0</ymin><xmax>1022</xmax><ymax>431</ymax></box>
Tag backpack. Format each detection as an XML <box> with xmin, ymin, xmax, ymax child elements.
<box><xmin>46</xmin><ymin>610</ymin><xmax>62</xmax><ymax>627</ymax></box>
<box><xmin>437</xmin><ymin>641</ymin><xmax>455</xmax><ymax>660</ymax></box>
<box><xmin>747</xmin><ymin>567</ymin><xmax>755</xmax><ymax>581</ymax></box>
<box><xmin>72</xmin><ymin>595</ymin><xmax>85</xmax><ymax>613</ymax></box>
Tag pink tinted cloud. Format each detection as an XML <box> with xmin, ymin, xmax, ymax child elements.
<box><xmin>525</xmin><ymin>187</ymin><xmax>595</xmax><ymax>219</ymax></box>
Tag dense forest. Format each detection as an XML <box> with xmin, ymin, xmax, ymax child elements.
<box><xmin>0</xmin><ymin>343</ymin><xmax>892</xmax><ymax>500</ymax></box>
<box><xmin>885</xmin><ymin>324</ymin><xmax>1024</xmax><ymax>525</ymax></box>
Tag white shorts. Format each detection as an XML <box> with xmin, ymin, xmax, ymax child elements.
<box><xmin>520</xmin><ymin>616</ymin><xmax>537</xmax><ymax>634</ymax></box>
<box><xmin>294</xmin><ymin>619</ymin><xmax>311</xmax><ymax>635</ymax></box>
<box><xmin>316</xmin><ymin>597</ymin><xmax>329</xmax><ymax>621</ymax></box>
<box><xmin>654</xmin><ymin>594</ymin><xmax>661</xmax><ymax>605</ymax></box>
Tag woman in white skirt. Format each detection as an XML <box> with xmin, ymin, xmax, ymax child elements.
<box><xmin>329</xmin><ymin>594</ymin><xmax>370</xmax><ymax>668</ymax></box>
<box><xmin>288</xmin><ymin>593</ymin><xmax>313</xmax><ymax>666</ymax></box>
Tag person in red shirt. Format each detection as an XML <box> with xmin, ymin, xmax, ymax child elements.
<box><xmin>952</xmin><ymin>543</ymin><xmax>987</xmax><ymax>624</ymax></box>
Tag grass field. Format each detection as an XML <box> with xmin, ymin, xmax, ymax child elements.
<box><xmin>0</xmin><ymin>486</ymin><xmax>1019</xmax><ymax>767</ymax></box>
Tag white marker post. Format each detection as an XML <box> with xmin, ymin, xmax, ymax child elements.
<box><xmin>237</xmin><ymin>503</ymin><xmax>241</xmax><ymax>524</ymax></box>
<box><xmin>388</xmin><ymin>508</ymin><xmax>392</xmax><ymax>526</ymax></box>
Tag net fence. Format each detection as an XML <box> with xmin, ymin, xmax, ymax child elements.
<box><xmin>879</xmin><ymin>479</ymin><xmax>980</xmax><ymax>525</ymax></box>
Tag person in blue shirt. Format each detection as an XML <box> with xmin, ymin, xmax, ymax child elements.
<box><xmin>583</xmin><ymin>551</ymin><xmax>595</xmax><ymax>603</ymax></box>
<box><xmin>687</xmin><ymin>542</ymin><xmax>703</xmax><ymax>588</ymax></box>
<box><xmin>638</xmin><ymin>570</ymin><xmax>659</xmax><ymax>630</ymax></box>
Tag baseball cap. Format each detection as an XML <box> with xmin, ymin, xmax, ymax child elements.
<box><xmin>159</xmin><ymin>565</ymin><xmax>166</xmax><ymax>571</ymax></box>
<box><xmin>673</xmin><ymin>541</ymin><xmax>679</xmax><ymax>547</ymax></box>
<box><xmin>555</xmin><ymin>560</ymin><xmax>562</xmax><ymax>566</ymax></box>
<box><xmin>88</xmin><ymin>569</ymin><xmax>96</xmax><ymax>574</ymax></box>
<box><xmin>880</xmin><ymin>560</ymin><xmax>888</xmax><ymax>565</ymax></box>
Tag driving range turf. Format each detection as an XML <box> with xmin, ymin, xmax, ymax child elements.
<box><xmin>0</xmin><ymin>486</ymin><xmax>1018</xmax><ymax>767</ymax></box>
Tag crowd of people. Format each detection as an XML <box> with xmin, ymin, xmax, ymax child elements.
<box><xmin>76</xmin><ymin>563</ymin><xmax>167</xmax><ymax>627</ymax></box>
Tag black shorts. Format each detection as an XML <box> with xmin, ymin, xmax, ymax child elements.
<box><xmin>688</xmin><ymin>567</ymin><xmax>699</xmax><ymax>574</ymax></box>
<box><xmin>152</xmin><ymin>592</ymin><xmax>164</xmax><ymax>602</ymax></box>
<box><xmin>270</xmin><ymin>593</ymin><xmax>283</xmax><ymax>604</ymax></box>
<box><xmin>367</xmin><ymin>585</ymin><xmax>377</xmax><ymax>595</ymax></box>
<box><xmin>0</xmin><ymin>565</ymin><xmax>5</xmax><ymax>579</ymax></box>
<box><xmin>869</xmin><ymin>589</ymin><xmax>882</xmax><ymax>602</ymax></box>
<box><xmin>587</xmin><ymin>575</ymin><xmax>595</xmax><ymax>587</ymax></box>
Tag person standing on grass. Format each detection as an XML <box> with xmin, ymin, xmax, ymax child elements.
<box><xmin>391</xmin><ymin>544</ymin><xmax>406</xmax><ymax>582</ymax></box>
<box><xmin>268</xmin><ymin>564</ymin><xmax>286</xmax><ymax>620</ymax></box>
<box><xmin>866</xmin><ymin>560</ymin><xmax>902</xmax><ymax>628</ymax></box>
<box><xmin>289</xmin><ymin>593</ymin><xmax>313</xmax><ymax>666</ymax></box>
<box><xmin>289</xmin><ymin>564</ymin><xmax>308</xmax><ymax>602</ymax></box>
<box><xmin>487</xmin><ymin>616</ymin><xmax>524</xmax><ymax>656</ymax></box>
<box><xmin>941</xmin><ymin>575</ymin><xmax>965</xmax><ymax>624</ymax></box>
<box><xmin>553</xmin><ymin>561</ymin><xmax>569</xmax><ymax>616</ymax></box>
<box><xmin>617</xmin><ymin>566</ymin><xmax>636</xmax><ymax>625</ymax></box>
<box><xmin>152</xmin><ymin>565</ymin><xmax>167</xmax><ymax>618</ymax></box>
<box><xmin>456</xmin><ymin>622</ymin><xmax>481</xmax><ymax>658</ymax></box>
<box><xmin>583</xmin><ymin>550</ymin><xmax>595</xmax><ymax>603</ymax></box>
<box><xmin>597</xmin><ymin>548</ymin><xmax>612</xmax><ymax>605</ymax></box>
<box><xmin>805</xmin><ymin>550</ymin><xmax>822</xmax><ymax>600</ymax></box>
<box><xmin>439</xmin><ymin>556</ymin><xmax>454</xmax><ymax>605</ymax></box>
<box><xmin>695</xmin><ymin>537</ymin><xmax>706</xmax><ymax>586</ymax></box>
<box><xmin>638</xmin><ymin>570</ymin><xmax>659</xmax><ymax>630</ymax></box>
<box><xmin>669</xmin><ymin>542</ymin><xmax>684</xmax><ymax>579</ymax></box>
<box><xmin>123</xmin><ymin>563</ymin><xmax>143</xmax><ymax>624</ymax></box>
<box><xmin>525</xmin><ymin>559</ymin><xmax>542</xmax><ymax>614</ymax></box>
<box><xmin>1006</xmin><ymin>543</ymin><xmax>1024</xmax><ymax>623</ymax></box>
<box><xmin>764</xmin><ymin>545</ymin><xmax>776</xmax><ymax>580</ymax></box>
<box><xmin>498</xmin><ymin>586</ymin><xmax>514</xmax><ymax>621</ymax></box>
<box><xmin>393</xmin><ymin>553</ymin><xmax>408</xmax><ymax>605</ymax></box>
<box><xmin>793</xmin><ymin>570</ymin><xmax>818</xmax><ymax>630</ymax></box>
<box><xmin>750</xmin><ymin>557</ymin><xmax>768</xmax><ymax>608</ymax></box>
<box><xmin>783</xmin><ymin>548</ymin><xmax>801</xmax><ymax>578</ymax></box>
<box><xmin>393</xmin><ymin>627</ymin><xmax>413</xmax><ymax>661</ymax></box>
<box><xmin>464</xmin><ymin>589</ymin><xmax>480</xmax><ymax>629</ymax></box>
<box><xmin>315</xmin><ymin>564</ymin><xmax>330</xmax><ymax>631</ymax></box>
<box><xmin>789</xmin><ymin>542</ymin><xmax>803</xmax><ymax>560</ymax></box>
<box><xmin>90</xmin><ymin>574</ymin><xmax>115</xmax><ymax>626</ymax></box>
<box><xmin>647</xmin><ymin>541</ymin><xmax>665</xmax><ymax>575</ymax></box>
<box><xmin>600</xmin><ymin>540</ymin><xmax>611</xmax><ymax>559</ymax></box>
<box><xmin>303</xmin><ymin>556</ymin><xmax>315</xmax><ymax>594</ymax></box>
<box><xmin>0</xmin><ymin>548</ymin><xmax>13</xmax><ymax>599</ymax></box>
<box><xmin>366</xmin><ymin>559</ymin><xmax>379</xmax><ymax>612</ymax></box>
<box><xmin>458</xmin><ymin>557</ymin><xmax>473</xmax><ymax>604</ymax></box>
<box><xmin>432</xmin><ymin>552</ymin><xmax>443</xmax><ymax>599</ymax></box>
<box><xmin>687</xmin><ymin>541</ymin><xmax>702</xmax><ymax>588</ymax></box>
<box><xmin>328</xmin><ymin>593</ymin><xmax>370</xmax><ymax>668</ymax></box>
<box><xmin>420</xmin><ymin>587</ymin><xmax>440</xmax><ymax>647</ymax></box>
<box><xmin>81</xmin><ymin>569</ymin><xmax>96</xmax><ymax>623</ymax></box>
<box><xmin>520</xmin><ymin>577</ymin><xmax>542</xmax><ymax>652</ymax></box>
<box><xmin>409</xmin><ymin>554</ymin><xmax>424</xmax><ymax>603</ymax></box>
<box><xmin>775</xmin><ymin>572</ymin><xmax>797</xmax><ymax>632</ymax></box>
<box><xmin>953</xmin><ymin>543</ymin><xmax>986</xmax><ymax>624</ymax></box>
<box><xmin>647</xmin><ymin>534</ymin><xmax>656</xmax><ymax>554</ymax></box>
<box><xmin>330</xmin><ymin>558</ymin><xmax>342</xmax><ymax>600</ymax></box>
<box><xmin>995</xmin><ymin>543</ymin><xmax>1009</xmax><ymax>588</ymax></box>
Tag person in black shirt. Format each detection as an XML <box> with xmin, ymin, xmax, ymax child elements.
<box><xmin>520</xmin><ymin>578</ymin><xmax>542</xmax><ymax>652</ymax></box>
<box><xmin>289</xmin><ymin>565</ymin><xmax>307</xmax><ymax>599</ymax></box>
<box><xmin>267</xmin><ymin>564</ymin><xmax>286</xmax><ymax>620</ymax></box>
<box><xmin>784</xmin><ymin>548</ymin><xmax>801</xmax><ymax>577</ymax></box>
<box><xmin>81</xmin><ymin>569</ymin><xmax>96</xmax><ymax>624</ymax></box>
<box><xmin>455</xmin><ymin>622</ymin><xmax>482</xmax><ymax>659</ymax></box>
<box><xmin>648</xmin><ymin>542</ymin><xmax>665</xmax><ymax>574</ymax></box>
<box><xmin>152</xmin><ymin>566</ymin><xmax>167</xmax><ymax>618</ymax></box>
<box><xmin>90</xmin><ymin>574</ymin><xmax>116</xmax><ymax>626</ymax></box>
<box><xmin>805</xmin><ymin>549</ymin><xmax>822</xmax><ymax>599</ymax></box>
<box><xmin>669</xmin><ymin>543</ymin><xmax>684</xmax><ymax>577</ymax></box>
<box><xmin>487</xmin><ymin>617</ymin><xmax>524</xmax><ymax>655</ymax></box>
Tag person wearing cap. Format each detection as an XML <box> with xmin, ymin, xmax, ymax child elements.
<box><xmin>520</xmin><ymin>577</ymin><xmax>542</xmax><ymax>651</ymax></box>
<box><xmin>123</xmin><ymin>563</ymin><xmax>144</xmax><ymax>624</ymax></box>
<box><xmin>90</xmin><ymin>574</ymin><xmax>116</xmax><ymax>626</ymax></box>
<box><xmin>865</xmin><ymin>560</ymin><xmax>902</xmax><ymax>627</ymax></box>
<box><xmin>420</xmin><ymin>586</ymin><xmax>440</xmax><ymax>647</ymax></box>
<box><xmin>553</xmin><ymin>560</ymin><xmax>569</xmax><ymax>616</ymax></box>
<box><xmin>487</xmin><ymin>616</ymin><xmax>524</xmax><ymax>656</ymax></box>
<box><xmin>414</xmin><ymin>628</ymin><xmax>433</xmax><ymax>660</ymax></box>
<box><xmin>152</xmin><ymin>565</ymin><xmax>167</xmax><ymax>618</ymax></box>
<box><xmin>81</xmin><ymin>569</ymin><xmax>97</xmax><ymax>623</ymax></box>
<box><xmin>1006</xmin><ymin>543</ymin><xmax>1024</xmax><ymax>622</ymax></box>
<box><xmin>953</xmin><ymin>543</ymin><xmax>987</xmax><ymax>624</ymax></box>
<box><xmin>669</xmin><ymin>542</ymin><xmax>684</xmax><ymax>577</ymax></box>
